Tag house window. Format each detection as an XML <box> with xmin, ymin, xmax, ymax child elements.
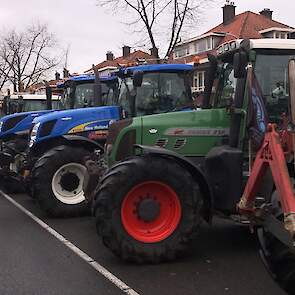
<box><xmin>263</xmin><ymin>32</ymin><xmax>274</xmax><ymax>38</ymax></box>
<box><xmin>206</xmin><ymin>38</ymin><xmax>212</xmax><ymax>50</ymax></box>
<box><xmin>195</xmin><ymin>37</ymin><xmax>213</xmax><ymax>54</ymax></box>
<box><xmin>193</xmin><ymin>71</ymin><xmax>205</xmax><ymax>92</ymax></box>
<box><xmin>196</xmin><ymin>39</ymin><xmax>206</xmax><ymax>53</ymax></box>
<box><xmin>174</xmin><ymin>46</ymin><xmax>190</xmax><ymax>59</ymax></box>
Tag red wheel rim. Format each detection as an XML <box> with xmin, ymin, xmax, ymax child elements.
<box><xmin>121</xmin><ymin>181</ymin><xmax>181</xmax><ymax>243</ymax></box>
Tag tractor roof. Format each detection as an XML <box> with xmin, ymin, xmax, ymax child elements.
<box><xmin>116</xmin><ymin>64</ymin><xmax>193</xmax><ymax>77</ymax></box>
<box><xmin>248</xmin><ymin>38</ymin><xmax>295</xmax><ymax>50</ymax></box>
<box><xmin>57</xmin><ymin>74</ymin><xmax>117</xmax><ymax>88</ymax></box>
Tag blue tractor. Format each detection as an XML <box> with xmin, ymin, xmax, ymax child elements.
<box><xmin>0</xmin><ymin>94</ymin><xmax>62</xmax><ymax>153</ymax></box>
<box><xmin>0</xmin><ymin>73</ymin><xmax>119</xmax><ymax>194</ymax></box>
<box><xmin>28</xmin><ymin>64</ymin><xmax>194</xmax><ymax>217</ymax></box>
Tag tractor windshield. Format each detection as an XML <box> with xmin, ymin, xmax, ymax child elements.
<box><xmin>118</xmin><ymin>72</ymin><xmax>192</xmax><ymax>116</ymax></box>
<box><xmin>255</xmin><ymin>50</ymin><xmax>294</xmax><ymax>121</ymax></box>
<box><xmin>4</xmin><ymin>98</ymin><xmax>62</xmax><ymax>114</ymax></box>
<box><xmin>22</xmin><ymin>99</ymin><xmax>62</xmax><ymax>112</ymax></box>
<box><xmin>63</xmin><ymin>80</ymin><xmax>118</xmax><ymax>109</ymax></box>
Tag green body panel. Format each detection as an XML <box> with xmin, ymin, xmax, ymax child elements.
<box><xmin>141</xmin><ymin>109</ymin><xmax>231</xmax><ymax>156</ymax></box>
<box><xmin>108</xmin><ymin>108</ymin><xmax>231</xmax><ymax>165</ymax></box>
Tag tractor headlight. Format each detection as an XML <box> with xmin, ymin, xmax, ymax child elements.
<box><xmin>29</xmin><ymin>122</ymin><xmax>41</xmax><ymax>147</ymax></box>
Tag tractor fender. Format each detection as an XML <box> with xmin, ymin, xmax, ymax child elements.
<box><xmin>135</xmin><ymin>144</ymin><xmax>213</xmax><ymax>223</ymax></box>
<box><xmin>62</xmin><ymin>135</ymin><xmax>104</xmax><ymax>152</ymax></box>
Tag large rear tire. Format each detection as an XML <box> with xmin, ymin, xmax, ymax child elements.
<box><xmin>258</xmin><ymin>190</ymin><xmax>295</xmax><ymax>295</ymax></box>
<box><xmin>94</xmin><ymin>155</ymin><xmax>203</xmax><ymax>263</ymax></box>
<box><xmin>32</xmin><ymin>145</ymin><xmax>91</xmax><ymax>217</ymax></box>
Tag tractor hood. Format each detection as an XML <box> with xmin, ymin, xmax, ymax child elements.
<box><xmin>30</xmin><ymin>106</ymin><xmax>121</xmax><ymax>146</ymax></box>
<box><xmin>0</xmin><ymin>109</ymin><xmax>56</xmax><ymax>140</ymax></box>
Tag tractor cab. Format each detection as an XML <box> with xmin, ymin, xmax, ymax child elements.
<box><xmin>115</xmin><ymin>64</ymin><xmax>193</xmax><ymax>117</ymax></box>
<box><xmin>59</xmin><ymin>74</ymin><xmax>119</xmax><ymax>109</ymax></box>
<box><xmin>209</xmin><ymin>39</ymin><xmax>295</xmax><ymax>128</ymax></box>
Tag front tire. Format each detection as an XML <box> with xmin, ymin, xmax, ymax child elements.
<box><xmin>94</xmin><ymin>155</ymin><xmax>203</xmax><ymax>263</ymax></box>
<box><xmin>258</xmin><ymin>190</ymin><xmax>295</xmax><ymax>294</ymax></box>
<box><xmin>32</xmin><ymin>145</ymin><xmax>91</xmax><ymax>217</ymax></box>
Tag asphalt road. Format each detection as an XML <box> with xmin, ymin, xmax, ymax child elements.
<box><xmin>0</xmin><ymin>192</ymin><xmax>287</xmax><ymax>295</ymax></box>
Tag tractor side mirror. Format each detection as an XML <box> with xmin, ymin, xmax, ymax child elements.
<box><xmin>133</xmin><ymin>71</ymin><xmax>143</xmax><ymax>88</ymax></box>
<box><xmin>93</xmin><ymin>64</ymin><xmax>102</xmax><ymax>106</ymax></box>
<box><xmin>233</xmin><ymin>52</ymin><xmax>248</xmax><ymax>78</ymax></box>
<box><xmin>202</xmin><ymin>54</ymin><xmax>217</xmax><ymax>109</ymax></box>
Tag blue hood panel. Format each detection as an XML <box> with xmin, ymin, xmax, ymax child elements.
<box><xmin>32</xmin><ymin>106</ymin><xmax>121</xmax><ymax>144</ymax></box>
<box><xmin>0</xmin><ymin>110</ymin><xmax>56</xmax><ymax>139</ymax></box>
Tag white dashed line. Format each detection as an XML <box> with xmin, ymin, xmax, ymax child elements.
<box><xmin>0</xmin><ymin>191</ymin><xmax>140</xmax><ymax>295</ymax></box>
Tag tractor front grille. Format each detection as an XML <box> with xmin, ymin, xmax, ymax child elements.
<box><xmin>173</xmin><ymin>138</ymin><xmax>186</xmax><ymax>149</ymax></box>
<box><xmin>155</xmin><ymin>138</ymin><xmax>168</xmax><ymax>148</ymax></box>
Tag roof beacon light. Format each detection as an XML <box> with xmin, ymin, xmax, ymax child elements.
<box><xmin>217</xmin><ymin>40</ymin><xmax>240</xmax><ymax>55</ymax></box>
<box><xmin>230</xmin><ymin>41</ymin><xmax>237</xmax><ymax>50</ymax></box>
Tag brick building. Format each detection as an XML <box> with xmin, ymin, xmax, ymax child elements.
<box><xmin>173</xmin><ymin>2</ymin><xmax>294</xmax><ymax>93</ymax></box>
<box><xmin>85</xmin><ymin>46</ymin><xmax>154</xmax><ymax>76</ymax></box>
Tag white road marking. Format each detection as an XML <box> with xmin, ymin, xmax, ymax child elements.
<box><xmin>0</xmin><ymin>191</ymin><xmax>140</xmax><ymax>295</ymax></box>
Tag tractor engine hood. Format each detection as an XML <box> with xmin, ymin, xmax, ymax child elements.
<box><xmin>0</xmin><ymin>110</ymin><xmax>55</xmax><ymax>140</ymax></box>
<box><xmin>30</xmin><ymin>106</ymin><xmax>121</xmax><ymax>147</ymax></box>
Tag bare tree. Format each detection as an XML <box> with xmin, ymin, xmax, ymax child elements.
<box><xmin>99</xmin><ymin>0</ymin><xmax>216</xmax><ymax>59</ymax></box>
<box><xmin>0</xmin><ymin>23</ymin><xmax>61</xmax><ymax>92</ymax></box>
<box><xmin>0</xmin><ymin>54</ymin><xmax>13</xmax><ymax>91</ymax></box>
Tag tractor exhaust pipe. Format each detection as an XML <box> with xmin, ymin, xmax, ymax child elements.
<box><xmin>45</xmin><ymin>81</ymin><xmax>52</xmax><ymax>110</ymax></box>
<box><xmin>93</xmin><ymin>65</ymin><xmax>102</xmax><ymax>106</ymax></box>
<box><xmin>202</xmin><ymin>54</ymin><xmax>217</xmax><ymax>109</ymax></box>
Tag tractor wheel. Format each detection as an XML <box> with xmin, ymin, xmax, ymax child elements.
<box><xmin>32</xmin><ymin>145</ymin><xmax>92</xmax><ymax>217</ymax></box>
<box><xmin>94</xmin><ymin>155</ymin><xmax>203</xmax><ymax>263</ymax></box>
<box><xmin>1</xmin><ymin>138</ymin><xmax>28</xmax><ymax>194</ymax></box>
<box><xmin>258</xmin><ymin>190</ymin><xmax>295</xmax><ymax>295</ymax></box>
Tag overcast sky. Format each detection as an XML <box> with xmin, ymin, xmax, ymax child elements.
<box><xmin>0</xmin><ymin>0</ymin><xmax>294</xmax><ymax>75</ymax></box>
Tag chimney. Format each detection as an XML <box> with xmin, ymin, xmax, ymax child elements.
<box><xmin>106</xmin><ymin>51</ymin><xmax>114</xmax><ymax>61</ymax></box>
<box><xmin>122</xmin><ymin>45</ymin><xmax>131</xmax><ymax>57</ymax></box>
<box><xmin>259</xmin><ymin>8</ymin><xmax>273</xmax><ymax>20</ymax></box>
<box><xmin>55</xmin><ymin>71</ymin><xmax>61</xmax><ymax>81</ymax></box>
<box><xmin>222</xmin><ymin>1</ymin><xmax>236</xmax><ymax>25</ymax></box>
<box><xmin>150</xmin><ymin>47</ymin><xmax>159</xmax><ymax>58</ymax></box>
<box><xmin>63</xmin><ymin>68</ymin><xmax>69</xmax><ymax>79</ymax></box>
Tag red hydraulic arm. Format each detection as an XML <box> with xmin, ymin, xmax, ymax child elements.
<box><xmin>237</xmin><ymin>124</ymin><xmax>295</xmax><ymax>238</ymax></box>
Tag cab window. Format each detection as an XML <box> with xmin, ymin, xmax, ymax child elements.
<box><xmin>215</xmin><ymin>64</ymin><xmax>236</xmax><ymax>108</ymax></box>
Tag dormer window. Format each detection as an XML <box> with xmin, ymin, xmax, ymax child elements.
<box><xmin>260</xmin><ymin>27</ymin><xmax>294</xmax><ymax>39</ymax></box>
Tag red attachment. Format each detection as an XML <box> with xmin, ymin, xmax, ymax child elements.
<box><xmin>121</xmin><ymin>181</ymin><xmax>182</xmax><ymax>243</ymax></box>
<box><xmin>238</xmin><ymin>124</ymin><xmax>295</xmax><ymax>217</ymax></box>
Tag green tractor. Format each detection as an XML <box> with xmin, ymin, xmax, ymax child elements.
<box><xmin>91</xmin><ymin>39</ymin><xmax>295</xmax><ymax>294</ymax></box>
